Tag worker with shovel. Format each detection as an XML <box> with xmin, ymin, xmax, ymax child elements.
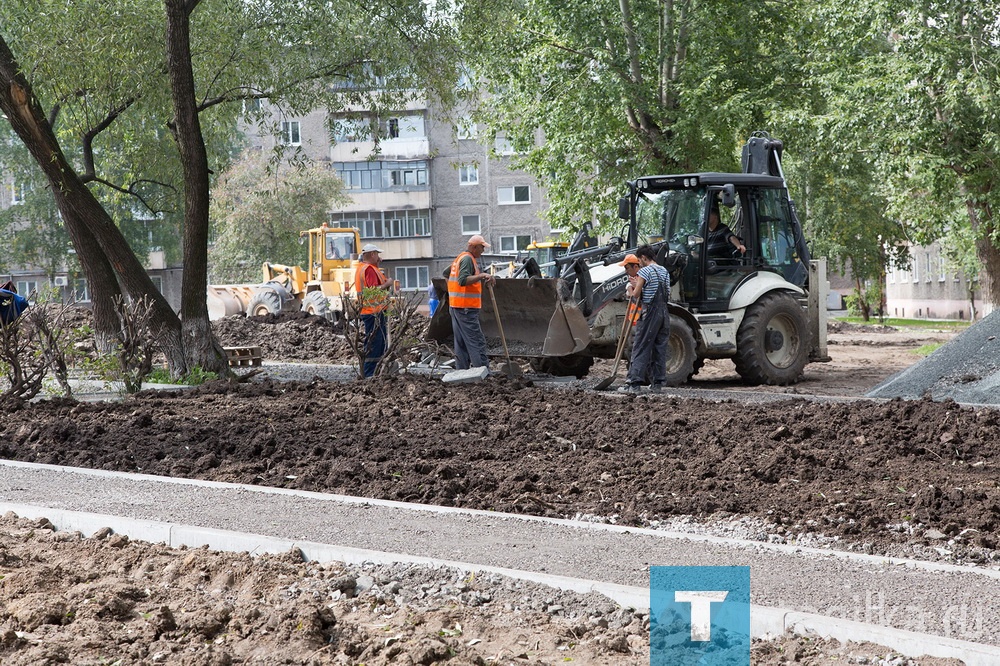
<box><xmin>355</xmin><ymin>244</ymin><xmax>393</xmax><ymax>378</ymax></box>
<box><xmin>620</xmin><ymin>244</ymin><xmax>671</xmax><ymax>393</ymax></box>
<box><xmin>447</xmin><ymin>234</ymin><xmax>495</xmax><ymax>371</ymax></box>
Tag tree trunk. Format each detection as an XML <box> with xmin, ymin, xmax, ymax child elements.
<box><xmin>164</xmin><ymin>0</ymin><xmax>230</xmax><ymax>376</ymax></box>
<box><xmin>0</xmin><ymin>35</ymin><xmax>187</xmax><ymax>371</ymax></box>
<box><xmin>964</xmin><ymin>193</ymin><xmax>999</xmax><ymax>313</ymax></box>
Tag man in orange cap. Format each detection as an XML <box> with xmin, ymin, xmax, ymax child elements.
<box><xmin>620</xmin><ymin>244</ymin><xmax>671</xmax><ymax>392</ymax></box>
<box><xmin>447</xmin><ymin>235</ymin><xmax>495</xmax><ymax>370</ymax></box>
<box><xmin>618</xmin><ymin>254</ymin><xmax>642</xmax><ymax>326</ymax></box>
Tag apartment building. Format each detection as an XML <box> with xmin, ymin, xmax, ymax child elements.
<box><xmin>246</xmin><ymin>97</ymin><xmax>556</xmax><ymax>294</ymax></box>
<box><xmin>885</xmin><ymin>241</ymin><xmax>980</xmax><ymax>320</ymax></box>
<box><xmin>4</xmin><ymin>95</ymin><xmax>556</xmax><ymax>310</ymax></box>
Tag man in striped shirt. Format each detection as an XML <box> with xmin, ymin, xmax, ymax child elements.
<box><xmin>620</xmin><ymin>244</ymin><xmax>671</xmax><ymax>393</ymax></box>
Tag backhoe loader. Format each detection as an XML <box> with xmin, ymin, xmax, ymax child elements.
<box><xmin>426</xmin><ymin>133</ymin><xmax>829</xmax><ymax>385</ymax></box>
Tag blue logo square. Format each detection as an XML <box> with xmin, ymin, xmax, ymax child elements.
<box><xmin>650</xmin><ymin>566</ymin><xmax>750</xmax><ymax>665</ymax></box>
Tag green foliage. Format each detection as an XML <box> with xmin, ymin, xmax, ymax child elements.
<box><xmin>145</xmin><ymin>366</ymin><xmax>218</xmax><ymax>385</ymax></box>
<box><xmin>1</xmin><ymin>0</ymin><xmax>461</xmax><ymax>281</ymax></box>
<box><xmin>209</xmin><ymin>150</ymin><xmax>348</xmax><ymax>283</ymax></box>
<box><xmin>458</xmin><ymin>0</ymin><xmax>805</xmax><ymax>231</ymax></box>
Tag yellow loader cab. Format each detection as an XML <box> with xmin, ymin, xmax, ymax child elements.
<box><xmin>207</xmin><ymin>225</ymin><xmax>363</xmax><ymax>322</ymax></box>
<box><xmin>523</xmin><ymin>241</ymin><xmax>569</xmax><ymax>278</ymax></box>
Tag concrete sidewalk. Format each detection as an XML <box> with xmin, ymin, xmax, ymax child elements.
<box><xmin>1</xmin><ymin>460</ymin><xmax>998</xmax><ymax>664</ymax></box>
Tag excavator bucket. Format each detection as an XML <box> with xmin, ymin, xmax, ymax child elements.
<box><xmin>426</xmin><ymin>276</ymin><xmax>591</xmax><ymax>358</ymax></box>
<box><xmin>542</xmin><ymin>299</ymin><xmax>590</xmax><ymax>356</ymax></box>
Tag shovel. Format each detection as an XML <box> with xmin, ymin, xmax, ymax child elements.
<box><xmin>487</xmin><ymin>281</ymin><xmax>522</xmax><ymax>378</ymax></box>
<box><xmin>594</xmin><ymin>297</ymin><xmax>636</xmax><ymax>391</ymax></box>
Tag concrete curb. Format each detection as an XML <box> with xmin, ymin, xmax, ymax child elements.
<box><xmin>3</xmin><ymin>500</ymin><xmax>999</xmax><ymax>665</ymax></box>
<box><xmin>3</xmin><ymin>458</ymin><xmax>997</xmax><ymax>583</ymax></box>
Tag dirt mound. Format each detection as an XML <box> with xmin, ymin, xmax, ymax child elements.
<box><xmin>212</xmin><ymin>312</ymin><xmax>358</xmax><ymax>364</ymax></box>
<box><xmin>0</xmin><ymin>512</ymin><xmax>647</xmax><ymax>665</ymax></box>
<box><xmin>3</xmin><ymin>376</ymin><xmax>998</xmax><ymax>561</ymax></box>
<box><xmin>827</xmin><ymin>320</ymin><xmax>898</xmax><ymax>334</ymax></box>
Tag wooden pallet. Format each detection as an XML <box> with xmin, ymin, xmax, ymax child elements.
<box><xmin>224</xmin><ymin>346</ymin><xmax>262</xmax><ymax>367</ymax></box>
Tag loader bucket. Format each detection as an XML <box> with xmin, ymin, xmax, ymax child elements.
<box><xmin>426</xmin><ymin>276</ymin><xmax>591</xmax><ymax>357</ymax></box>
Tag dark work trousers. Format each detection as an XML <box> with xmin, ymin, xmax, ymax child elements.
<box><xmin>361</xmin><ymin>312</ymin><xmax>387</xmax><ymax>378</ymax></box>
<box><xmin>626</xmin><ymin>286</ymin><xmax>670</xmax><ymax>386</ymax></box>
<box><xmin>450</xmin><ymin>306</ymin><xmax>490</xmax><ymax>370</ymax></box>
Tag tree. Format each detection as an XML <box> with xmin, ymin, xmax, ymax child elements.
<box><xmin>805</xmin><ymin>0</ymin><xmax>1000</xmax><ymax>308</ymax></box>
<box><xmin>209</xmin><ymin>150</ymin><xmax>348</xmax><ymax>283</ymax></box>
<box><xmin>941</xmin><ymin>225</ymin><xmax>982</xmax><ymax>320</ymax></box>
<box><xmin>0</xmin><ymin>36</ymin><xmax>187</xmax><ymax>364</ymax></box>
<box><xmin>1</xmin><ymin>0</ymin><xmax>461</xmax><ymax>375</ymax></box>
<box><xmin>458</xmin><ymin>0</ymin><xmax>805</xmax><ymax>231</ymax></box>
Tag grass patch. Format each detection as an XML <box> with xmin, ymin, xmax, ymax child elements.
<box><xmin>145</xmin><ymin>366</ymin><xmax>219</xmax><ymax>385</ymax></box>
<box><xmin>914</xmin><ymin>343</ymin><xmax>943</xmax><ymax>356</ymax></box>
<box><xmin>833</xmin><ymin>316</ymin><xmax>971</xmax><ymax>331</ymax></box>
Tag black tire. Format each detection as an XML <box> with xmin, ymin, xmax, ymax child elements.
<box><xmin>530</xmin><ymin>354</ymin><xmax>594</xmax><ymax>378</ymax></box>
<box><xmin>663</xmin><ymin>318</ymin><xmax>697</xmax><ymax>386</ymax></box>
<box><xmin>301</xmin><ymin>290</ymin><xmax>331</xmax><ymax>318</ymax></box>
<box><xmin>247</xmin><ymin>288</ymin><xmax>283</xmax><ymax>317</ymax></box>
<box><xmin>733</xmin><ymin>292</ymin><xmax>809</xmax><ymax>385</ymax></box>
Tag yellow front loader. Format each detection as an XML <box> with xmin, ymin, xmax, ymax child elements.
<box><xmin>207</xmin><ymin>225</ymin><xmax>364</xmax><ymax>323</ymax></box>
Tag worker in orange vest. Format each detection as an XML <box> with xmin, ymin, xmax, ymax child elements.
<box><xmin>355</xmin><ymin>243</ymin><xmax>393</xmax><ymax>377</ymax></box>
<box><xmin>447</xmin><ymin>234</ymin><xmax>495</xmax><ymax>370</ymax></box>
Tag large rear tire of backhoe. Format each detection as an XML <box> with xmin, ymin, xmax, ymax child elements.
<box><xmin>529</xmin><ymin>354</ymin><xmax>594</xmax><ymax>378</ymax></box>
<box><xmin>733</xmin><ymin>292</ymin><xmax>810</xmax><ymax>385</ymax></box>
<box><xmin>663</xmin><ymin>318</ymin><xmax>697</xmax><ymax>386</ymax></box>
<box><xmin>247</xmin><ymin>288</ymin><xmax>283</xmax><ymax>317</ymax></box>
<box><xmin>301</xmin><ymin>290</ymin><xmax>331</xmax><ymax>319</ymax></box>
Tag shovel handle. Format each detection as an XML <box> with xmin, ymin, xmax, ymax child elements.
<box><xmin>487</xmin><ymin>282</ymin><xmax>513</xmax><ymax>362</ymax></box>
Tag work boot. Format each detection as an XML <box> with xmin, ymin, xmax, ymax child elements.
<box><xmin>648</xmin><ymin>383</ymin><xmax>663</xmax><ymax>393</ymax></box>
<box><xmin>617</xmin><ymin>384</ymin><xmax>640</xmax><ymax>394</ymax></box>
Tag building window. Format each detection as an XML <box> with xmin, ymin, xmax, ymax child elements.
<box><xmin>499</xmin><ymin>235</ymin><xmax>532</xmax><ymax>254</ymax></box>
<box><xmin>281</xmin><ymin>121</ymin><xmax>301</xmax><ymax>146</ymax></box>
<box><xmin>74</xmin><ymin>278</ymin><xmax>90</xmax><ymax>303</ymax></box>
<box><xmin>461</xmin><ymin>214</ymin><xmax>481</xmax><ymax>234</ymax></box>
<box><xmin>494</xmin><ymin>132</ymin><xmax>515</xmax><ymax>155</ymax></box>
<box><xmin>9</xmin><ymin>182</ymin><xmax>26</xmax><ymax>205</ymax></box>
<box><xmin>15</xmin><ymin>280</ymin><xmax>38</xmax><ymax>298</ymax></box>
<box><xmin>456</xmin><ymin>115</ymin><xmax>475</xmax><ymax>140</ymax></box>
<box><xmin>925</xmin><ymin>254</ymin><xmax>932</xmax><ymax>282</ymax></box>
<box><xmin>938</xmin><ymin>256</ymin><xmax>946</xmax><ymax>282</ymax></box>
<box><xmin>459</xmin><ymin>164</ymin><xmax>479</xmax><ymax>185</ymax></box>
<box><xmin>358</xmin><ymin>218</ymin><xmax>381</xmax><ymax>238</ymax></box>
<box><xmin>331</xmin><ymin>117</ymin><xmax>369</xmax><ymax>143</ymax></box>
<box><xmin>394</xmin><ymin>266</ymin><xmax>429</xmax><ymax>291</ymax></box>
<box><xmin>887</xmin><ymin>268</ymin><xmax>895</xmax><ymax>284</ymax></box>
<box><xmin>333</xmin><ymin>160</ymin><xmax>428</xmax><ymax>192</ymax></box>
<box><xmin>385</xmin><ymin>212</ymin><xmax>431</xmax><ymax>238</ymax></box>
<box><xmin>498</xmin><ymin>185</ymin><xmax>530</xmax><ymax>205</ymax></box>
<box><xmin>387</xmin><ymin>118</ymin><xmax>400</xmax><ymax>139</ymax></box>
<box><xmin>331</xmin><ymin>209</ymin><xmax>431</xmax><ymax>240</ymax></box>
<box><xmin>150</xmin><ymin>276</ymin><xmax>163</xmax><ymax>294</ymax></box>
<box><xmin>382</xmin><ymin>161</ymin><xmax>427</xmax><ymax>189</ymax></box>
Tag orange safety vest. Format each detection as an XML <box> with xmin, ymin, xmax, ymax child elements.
<box><xmin>447</xmin><ymin>252</ymin><xmax>482</xmax><ymax>309</ymax></box>
<box><xmin>626</xmin><ymin>300</ymin><xmax>642</xmax><ymax>326</ymax></box>
<box><xmin>354</xmin><ymin>262</ymin><xmax>388</xmax><ymax>315</ymax></box>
